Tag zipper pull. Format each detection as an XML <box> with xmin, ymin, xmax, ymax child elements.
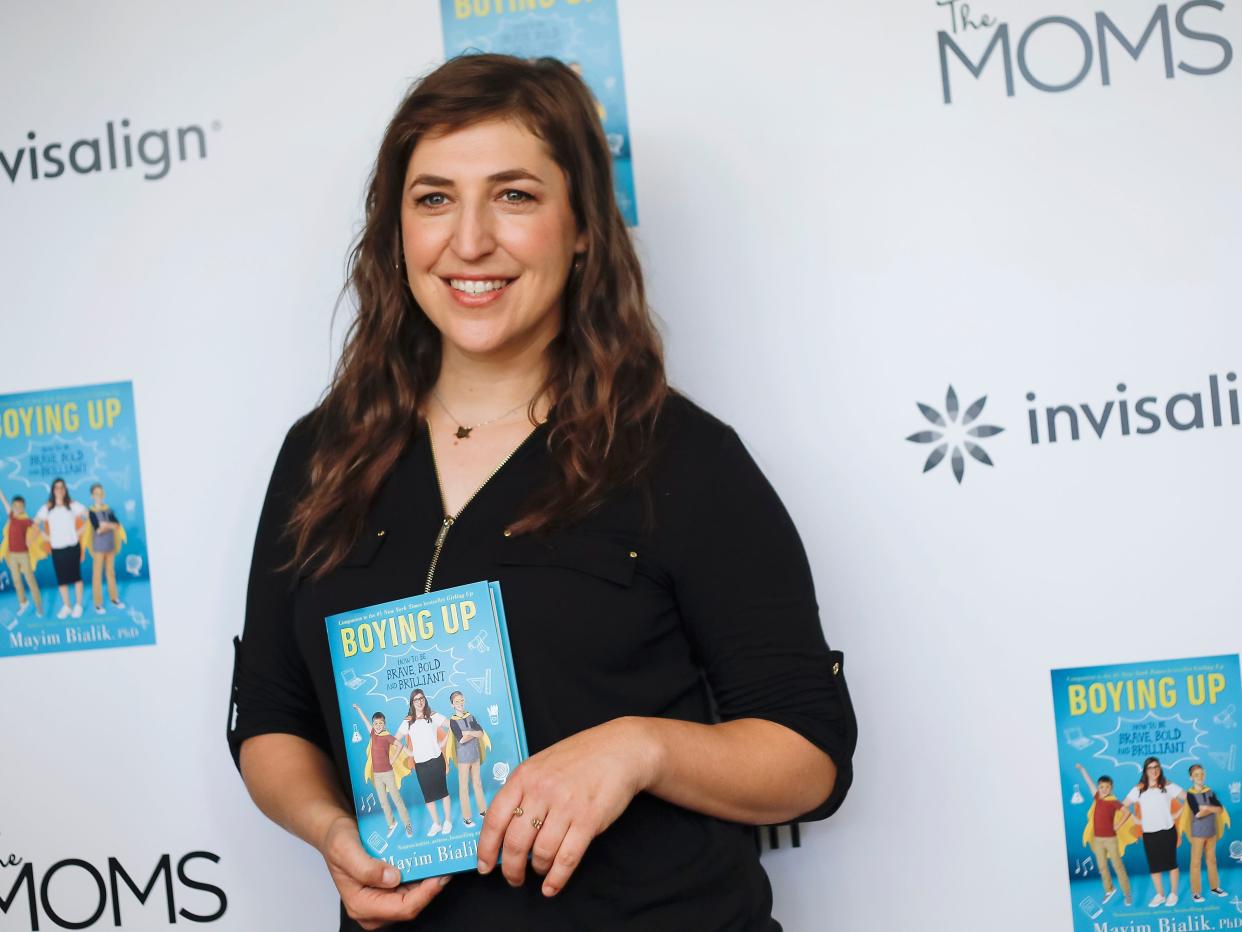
<box><xmin>433</xmin><ymin>516</ymin><xmax>454</xmax><ymax>550</ymax></box>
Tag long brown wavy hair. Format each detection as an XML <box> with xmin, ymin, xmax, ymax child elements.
<box><xmin>288</xmin><ymin>54</ymin><xmax>667</xmax><ymax>578</ymax></box>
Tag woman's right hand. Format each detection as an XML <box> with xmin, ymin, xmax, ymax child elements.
<box><xmin>320</xmin><ymin>815</ymin><xmax>450</xmax><ymax>929</ymax></box>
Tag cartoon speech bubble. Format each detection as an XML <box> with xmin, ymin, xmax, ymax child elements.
<box><xmin>364</xmin><ymin>644</ymin><xmax>464</xmax><ymax>705</ymax></box>
<box><xmin>1091</xmin><ymin>711</ymin><xmax>1207</xmax><ymax>773</ymax></box>
<box><xmin>3</xmin><ymin>435</ymin><xmax>107</xmax><ymax>493</ymax></box>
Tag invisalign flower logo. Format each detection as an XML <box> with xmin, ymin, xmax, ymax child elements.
<box><xmin>906</xmin><ymin>386</ymin><xmax>1004</xmax><ymax>483</ymax></box>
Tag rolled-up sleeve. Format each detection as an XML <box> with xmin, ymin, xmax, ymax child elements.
<box><xmin>671</xmin><ymin>425</ymin><xmax>856</xmax><ymax>821</ymax></box>
<box><xmin>226</xmin><ymin>417</ymin><xmax>330</xmax><ymax>771</ymax></box>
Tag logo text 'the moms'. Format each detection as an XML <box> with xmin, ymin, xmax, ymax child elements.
<box><xmin>939</xmin><ymin>1</ymin><xmax>1233</xmax><ymax>103</ymax></box>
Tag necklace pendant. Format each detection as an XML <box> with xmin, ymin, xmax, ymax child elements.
<box><xmin>455</xmin><ymin>425</ymin><xmax>473</xmax><ymax>439</ymax></box>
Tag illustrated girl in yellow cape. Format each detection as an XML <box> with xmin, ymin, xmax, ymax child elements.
<box><xmin>445</xmin><ymin>690</ymin><xmax>492</xmax><ymax>828</ymax></box>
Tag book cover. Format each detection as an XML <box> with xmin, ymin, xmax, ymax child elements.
<box><xmin>0</xmin><ymin>380</ymin><xmax>155</xmax><ymax>658</ymax></box>
<box><xmin>325</xmin><ymin>580</ymin><xmax>528</xmax><ymax>880</ymax></box>
<box><xmin>439</xmin><ymin>0</ymin><xmax>638</xmax><ymax>226</ymax></box>
<box><xmin>1050</xmin><ymin>654</ymin><xmax>1242</xmax><ymax>930</ymax></box>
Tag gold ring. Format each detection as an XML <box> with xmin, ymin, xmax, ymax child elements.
<box><xmin>531</xmin><ymin>817</ymin><xmax>544</xmax><ymax>830</ymax></box>
<box><xmin>512</xmin><ymin>806</ymin><xmax>524</xmax><ymax>818</ymax></box>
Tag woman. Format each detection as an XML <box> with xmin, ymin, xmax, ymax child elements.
<box><xmin>33</xmin><ymin>478</ymin><xmax>87</xmax><ymax>619</ymax></box>
<box><xmin>229</xmin><ymin>54</ymin><xmax>856</xmax><ymax>931</ymax></box>
<box><xmin>1124</xmin><ymin>756</ymin><xmax>1186</xmax><ymax>907</ymax></box>
<box><xmin>396</xmin><ymin>689</ymin><xmax>453</xmax><ymax>836</ymax></box>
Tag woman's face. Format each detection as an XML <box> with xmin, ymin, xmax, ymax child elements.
<box><xmin>412</xmin><ymin>693</ymin><xmax>426</xmax><ymax>710</ymax></box>
<box><xmin>452</xmin><ymin>694</ymin><xmax>465</xmax><ymax>712</ymax></box>
<box><xmin>400</xmin><ymin>118</ymin><xmax>586</xmax><ymax>365</ymax></box>
<box><xmin>92</xmin><ymin>486</ymin><xmax>105</xmax><ymax>503</ymax></box>
<box><xmin>1146</xmin><ymin>761</ymin><xmax>1162</xmax><ymax>783</ymax></box>
<box><xmin>52</xmin><ymin>481</ymin><xmax>66</xmax><ymax>504</ymax></box>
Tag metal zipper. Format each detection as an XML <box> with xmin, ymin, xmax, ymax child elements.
<box><xmin>423</xmin><ymin>422</ymin><xmax>539</xmax><ymax>593</ymax></box>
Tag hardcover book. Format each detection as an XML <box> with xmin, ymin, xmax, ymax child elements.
<box><xmin>325</xmin><ymin>580</ymin><xmax>528</xmax><ymax>881</ymax></box>
<box><xmin>1050</xmin><ymin>654</ymin><xmax>1241</xmax><ymax>931</ymax></box>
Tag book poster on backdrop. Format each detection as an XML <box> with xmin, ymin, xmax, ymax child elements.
<box><xmin>1051</xmin><ymin>655</ymin><xmax>1242</xmax><ymax>931</ymax></box>
<box><xmin>439</xmin><ymin>0</ymin><xmax>638</xmax><ymax>226</ymax></box>
<box><xmin>0</xmin><ymin>380</ymin><xmax>155</xmax><ymax>658</ymax></box>
<box><xmin>326</xmin><ymin>580</ymin><xmax>529</xmax><ymax>881</ymax></box>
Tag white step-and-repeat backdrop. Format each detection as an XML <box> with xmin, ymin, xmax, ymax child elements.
<box><xmin>2</xmin><ymin>2</ymin><xmax>1239</xmax><ymax>930</ymax></box>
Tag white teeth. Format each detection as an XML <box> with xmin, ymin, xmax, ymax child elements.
<box><xmin>449</xmin><ymin>278</ymin><xmax>510</xmax><ymax>295</ymax></box>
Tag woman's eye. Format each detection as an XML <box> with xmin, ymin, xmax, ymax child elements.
<box><xmin>417</xmin><ymin>192</ymin><xmax>449</xmax><ymax>208</ymax></box>
<box><xmin>501</xmin><ymin>189</ymin><xmax>534</xmax><ymax>204</ymax></box>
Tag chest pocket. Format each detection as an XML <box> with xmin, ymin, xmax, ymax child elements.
<box><xmin>492</xmin><ymin>530</ymin><xmax>637</xmax><ymax>588</ymax></box>
<box><xmin>341</xmin><ymin>528</ymin><xmax>388</xmax><ymax>568</ymax></box>
<box><xmin>297</xmin><ymin>527</ymin><xmax>389</xmax><ymax>584</ymax></box>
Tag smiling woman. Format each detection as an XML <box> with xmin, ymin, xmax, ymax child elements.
<box><xmin>402</xmin><ymin>121</ymin><xmax>585</xmax><ymax>370</ymax></box>
<box><xmin>229</xmin><ymin>53</ymin><xmax>856</xmax><ymax>932</ymax></box>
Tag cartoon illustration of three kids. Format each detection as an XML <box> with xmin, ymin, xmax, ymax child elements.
<box><xmin>355</xmin><ymin>688</ymin><xmax>492</xmax><ymax>839</ymax></box>
<box><xmin>1</xmin><ymin>479</ymin><xmax>127</xmax><ymax>620</ymax></box>
<box><xmin>1076</xmin><ymin>758</ymin><xmax>1232</xmax><ymax>910</ymax></box>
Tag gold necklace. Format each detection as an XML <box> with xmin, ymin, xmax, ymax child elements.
<box><xmin>430</xmin><ymin>388</ymin><xmax>538</xmax><ymax>440</ymax></box>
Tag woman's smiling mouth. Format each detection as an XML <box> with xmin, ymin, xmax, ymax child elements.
<box><xmin>442</xmin><ymin>276</ymin><xmax>516</xmax><ymax>306</ymax></box>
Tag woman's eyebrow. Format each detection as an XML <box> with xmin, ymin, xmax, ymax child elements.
<box><xmin>488</xmin><ymin>168</ymin><xmax>543</xmax><ymax>184</ymax></box>
<box><xmin>409</xmin><ymin>173</ymin><xmax>453</xmax><ymax>189</ymax></box>
<box><xmin>408</xmin><ymin>168</ymin><xmax>544</xmax><ymax>190</ymax></box>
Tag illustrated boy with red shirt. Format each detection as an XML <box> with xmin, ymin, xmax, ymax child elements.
<box><xmin>1076</xmin><ymin>761</ymin><xmax>1135</xmax><ymax>906</ymax></box>
<box><xmin>0</xmin><ymin>490</ymin><xmax>44</xmax><ymax>618</ymax></box>
<box><xmin>352</xmin><ymin>704</ymin><xmax>414</xmax><ymax>838</ymax></box>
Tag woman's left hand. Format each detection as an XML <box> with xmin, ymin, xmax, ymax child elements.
<box><xmin>476</xmin><ymin>717</ymin><xmax>658</xmax><ymax>897</ymax></box>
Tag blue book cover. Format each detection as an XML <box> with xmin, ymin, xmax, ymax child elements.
<box><xmin>325</xmin><ymin>580</ymin><xmax>528</xmax><ymax>880</ymax></box>
<box><xmin>1050</xmin><ymin>654</ymin><xmax>1242</xmax><ymax>930</ymax></box>
<box><xmin>439</xmin><ymin>0</ymin><xmax>638</xmax><ymax>226</ymax></box>
<box><xmin>0</xmin><ymin>380</ymin><xmax>155</xmax><ymax>658</ymax></box>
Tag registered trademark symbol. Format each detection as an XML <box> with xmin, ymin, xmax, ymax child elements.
<box><xmin>211</xmin><ymin>120</ymin><xmax>222</xmax><ymax>131</ymax></box>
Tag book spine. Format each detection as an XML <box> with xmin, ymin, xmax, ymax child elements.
<box><xmin>490</xmin><ymin>580</ymin><xmax>529</xmax><ymax>759</ymax></box>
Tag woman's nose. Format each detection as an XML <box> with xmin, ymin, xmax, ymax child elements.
<box><xmin>450</xmin><ymin>199</ymin><xmax>497</xmax><ymax>261</ymax></box>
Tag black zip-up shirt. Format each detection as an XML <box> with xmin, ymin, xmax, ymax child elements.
<box><xmin>228</xmin><ymin>393</ymin><xmax>857</xmax><ymax>932</ymax></box>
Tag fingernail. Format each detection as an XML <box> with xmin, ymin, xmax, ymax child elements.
<box><xmin>543</xmin><ymin>884</ymin><xmax>558</xmax><ymax>897</ymax></box>
<box><xmin>477</xmin><ymin>861</ymin><xmax>491</xmax><ymax>874</ymax></box>
<box><xmin>383</xmin><ymin>868</ymin><xmax>400</xmax><ymax>886</ymax></box>
<box><xmin>439</xmin><ymin>875</ymin><xmax>452</xmax><ymax>886</ymax></box>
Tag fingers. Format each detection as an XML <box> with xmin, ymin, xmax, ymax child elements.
<box><xmin>476</xmin><ymin>782</ymin><xmax>521</xmax><ymax>873</ymax></box>
<box><xmin>324</xmin><ymin>819</ymin><xmax>401</xmax><ymax>890</ymax></box>
<box><xmin>500</xmin><ymin>799</ymin><xmax>548</xmax><ymax>887</ymax></box>
<box><xmin>323</xmin><ymin>818</ymin><xmax>452</xmax><ymax>925</ymax></box>
<box><xmin>529</xmin><ymin>808</ymin><xmax>572</xmax><ymax>877</ymax></box>
<box><xmin>540</xmin><ymin>825</ymin><xmax>592</xmax><ymax>898</ymax></box>
<box><xmin>347</xmin><ymin>876</ymin><xmax>451</xmax><ymax>927</ymax></box>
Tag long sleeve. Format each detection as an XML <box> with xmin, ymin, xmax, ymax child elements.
<box><xmin>666</xmin><ymin>421</ymin><xmax>857</xmax><ymax>821</ymax></box>
<box><xmin>226</xmin><ymin>416</ymin><xmax>330</xmax><ymax>769</ymax></box>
